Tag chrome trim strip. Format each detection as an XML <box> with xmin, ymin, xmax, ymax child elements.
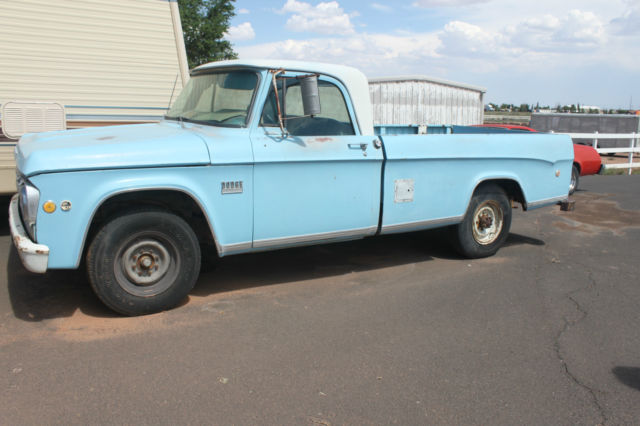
<box><xmin>527</xmin><ymin>195</ymin><xmax>567</xmax><ymax>209</ymax></box>
<box><xmin>218</xmin><ymin>242</ymin><xmax>253</xmax><ymax>256</ymax></box>
<box><xmin>381</xmin><ymin>216</ymin><xmax>464</xmax><ymax>234</ymax></box>
<box><xmin>253</xmin><ymin>226</ymin><xmax>378</xmax><ymax>249</ymax></box>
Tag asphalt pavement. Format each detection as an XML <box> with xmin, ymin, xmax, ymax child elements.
<box><xmin>1</xmin><ymin>175</ymin><xmax>639</xmax><ymax>425</ymax></box>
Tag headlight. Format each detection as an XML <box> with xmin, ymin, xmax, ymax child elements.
<box><xmin>18</xmin><ymin>176</ymin><xmax>40</xmax><ymax>241</ymax></box>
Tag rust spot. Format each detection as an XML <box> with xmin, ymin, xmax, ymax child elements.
<box><xmin>311</xmin><ymin>137</ymin><xmax>333</xmax><ymax>143</ymax></box>
<box><xmin>36</xmin><ymin>249</ymin><xmax>48</xmax><ymax>255</ymax></box>
<box><xmin>553</xmin><ymin>192</ymin><xmax>640</xmax><ymax>235</ymax></box>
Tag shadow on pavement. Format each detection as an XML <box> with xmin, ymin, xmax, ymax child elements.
<box><xmin>0</xmin><ymin>195</ymin><xmax>10</xmax><ymax>237</ymax></box>
<box><xmin>7</xmin><ymin>245</ymin><xmax>116</xmax><ymax>321</ymax></box>
<box><xmin>612</xmin><ymin>367</ymin><xmax>640</xmax><ymax>391</ymax></box>
<box><xmin>6</xmin><ymin>225</ymin><xmax>546</xmax><ymax>321</ymax></box>
<box><xmin>504</xmin><ymin>233</ymin><xmax>545</xmax><ymax>247</ymax></box>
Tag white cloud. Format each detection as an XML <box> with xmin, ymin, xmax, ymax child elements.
<box><xmin>439</xmin><ymin>21</ymin><xmax>513</xmax><ymax>58</ymax></box>
<box><xmin>555</xmin><ymin>10</ymin><xmax>605</xmax><ymax>45</ymax></box>
<box><xmin>224</xmin><ymin>22</ymin><xmax>255</xmax><ymax>42</ymax></box>
<box><xmin>238</xmin><ymin>8</ymin><xmax>250</xmax><ymax>14</ymax></box>
<box><xmin>234</xmin><ymin>2</ymin><xmax>639</xmax><ymax>106</ymax></box>
<box><xmin>506</xmin><ymin>9</ymin><xmax>605</xmax><ymax>51</ymax></box>
<box><xmin>610</xmin><ymin>2</ymin><xmax>640</xmax><ymax>35</ymax></box>
<box><xmin>236</xmin><ymin>32</ymin><xmax>441</xmax><ymax>75</ymax></box>
<box><xmin>412</xmin><ymin>0</ymin><xmax>491</xmax><ymax>7</ymax></box>
<box><xmin>371</xmin><ymin>3</ymin><xmax>392</xmax><ymax>12</ymax></box>
<box><xmin>235</xmin><ymin>6</ymin><xmax>629</xmax><ymax>75</ymax></box>
<box><xmin>438</xmin><ymin>8</ymin><xmax>606</xmax><ymax>61</ymax></box>
<box><xmin>279</xmin><ymin>0</ymin><xmax>355</xmax><ymax>35</ymax></box>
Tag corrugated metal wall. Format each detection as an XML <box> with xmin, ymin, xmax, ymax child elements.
<box><xmin>369</xmin><ymin>78</ymin><xmax>485</xmax><ymax>126</ymax></box>
<box><xmin>0</xmin><ymin>0</ymin><xmax>185</xmax><ymax>123</ymax></box>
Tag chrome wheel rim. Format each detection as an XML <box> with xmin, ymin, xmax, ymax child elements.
<box><xmin>569</xmin><ymin>171</ymin><xmax>577</xmax><ymax>193</ymax></box>
<box><xmin>114</xmin><ymin>233</ymin><xmax>180</xmax><ymax>297</ymax></box>
<box><xmin>472</xmin><ymin>201</ymin><xmax>504</xmax><ymax>245</ymax></box>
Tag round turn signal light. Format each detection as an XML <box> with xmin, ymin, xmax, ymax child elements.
<box><xmin>43</xmin><ymin>201</ymin><xmax>56</xmax><ymax>213</ymax></box>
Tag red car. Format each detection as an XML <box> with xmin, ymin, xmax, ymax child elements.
<box><xmin>473</xmin><ymin>124</ymin><xmax>602</xmax><ymax>194</ymax></box>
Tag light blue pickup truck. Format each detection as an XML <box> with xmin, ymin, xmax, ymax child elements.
<box><xmin>9</xmin><ymin>60</ymin><xmax>573</xmax><ymax>315</ymax></box>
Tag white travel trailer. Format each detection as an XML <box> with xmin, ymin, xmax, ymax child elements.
<box><xmin>0</xmin><ymin>0</ymin><xmax>189</xmax><ymax>193</ymax></box>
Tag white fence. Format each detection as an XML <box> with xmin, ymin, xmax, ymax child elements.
<box><xmin>565</xmin><ymin>132</ymin><xmax>639</xmax><ymax>174</ymax></box>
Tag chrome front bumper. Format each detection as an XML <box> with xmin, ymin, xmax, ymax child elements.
<box><xmin>8</xmin><ymin>194</ymin><xmax>49</xmax><ymax>273</ymax></box>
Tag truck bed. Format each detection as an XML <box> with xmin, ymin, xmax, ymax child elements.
<box><xmin>377</xmin><ymin>132</ymin><xmax>573</xmax><ymax>234</ymax></box>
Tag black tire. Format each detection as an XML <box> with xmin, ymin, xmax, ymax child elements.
<box><xmin>86</xmin><ymin>209</ymin><xmax>201</xmax><ymax>316</ymax></box>
<box><xmin>569</xmin><ymin>165</ymin><xmax>579</xmax><ymax>195</ymax></box>
<box><xmin>452</xmin><ymin>184</ymin><xmax>512</xmax><ymax>258</ymax></box>
<box><xmin>199</xmin><ymin>243</ymin><xmax>219</xmax><ymax>274</ymax></box>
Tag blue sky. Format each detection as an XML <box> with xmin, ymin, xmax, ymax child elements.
<box><xmin>223</xmin><ymin>0</ymin><xmax>640</xmax><ymax>109</ymax></box>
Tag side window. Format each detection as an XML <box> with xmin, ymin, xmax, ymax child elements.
<box><xmin>260</xmin><ymin>79</ymin><xmax>356</xmax><ymax>136</ymax></box>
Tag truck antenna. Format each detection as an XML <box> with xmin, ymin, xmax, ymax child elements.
<box><xmin>167</xmin><ymin>74</ymin><xmax>179</xmax><ymax>113</ymax></box>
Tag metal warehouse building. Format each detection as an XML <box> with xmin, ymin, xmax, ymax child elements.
<box><xmin>369</xmin><ymin>76</ymin><xmax>486</xmax><ymax>126</ymax></box>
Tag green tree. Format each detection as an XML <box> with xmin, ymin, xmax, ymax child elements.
<box><xmin>179</xmin><ymin>0</ymin><xmax>237</xmax><ymax>69</ymax></box>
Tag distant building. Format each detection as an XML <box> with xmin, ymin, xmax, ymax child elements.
<box><xmin>579</xmin><ymin>105</ymin><xmax>602</xmax><ymax>112</ymax></box>
<box><xmin>369</xmin><ymin>76</ymin><xmax>486</xmax><ymax>126</ymax></box>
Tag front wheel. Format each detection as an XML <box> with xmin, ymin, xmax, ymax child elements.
<box><xmin>452</xmin><ymin>184</ymin><xmax>512</xmax><ymax>258</ymax></box>
<box><xmin>87</xmin><ymin>209</ymin><xmax>201</xmax><ymax>316</ymax></box>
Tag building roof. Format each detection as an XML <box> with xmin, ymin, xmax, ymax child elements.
<box><xmin>369</xmin><ymin>75</ymin><xmax>486</xmax><ymax>93</ymax></box>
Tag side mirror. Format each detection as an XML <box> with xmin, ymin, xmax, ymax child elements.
<box><xmin>300</xmin><ymin>75</ymin><xmax>321</xmax><ymax>116</ymax></box>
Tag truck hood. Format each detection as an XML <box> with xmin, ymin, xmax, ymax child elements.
<box><xmin>16</xmin><ymin>121</ymin><xmax>210</xmax><ymax>177</ymax></box>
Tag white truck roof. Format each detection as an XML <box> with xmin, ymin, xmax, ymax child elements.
<box><xmin>195</xmin><ymin>59</ymin><xmax>375</xmax><ymax>136</ymax></box>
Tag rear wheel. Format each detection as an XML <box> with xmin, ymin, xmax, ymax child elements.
<box><xmin>569</xmin><ymin>165</ymin><xmax>580</xmax><ymax>195</ymax></box>
<box><xmin>87</xmin><ymin>209</ymin><xmax>201</xmax><ymax>316</ymax></box>
<box><xmin>452</xmin><ymin>184</ymin><xmax>512</xmax><ymax>258</ymax></box>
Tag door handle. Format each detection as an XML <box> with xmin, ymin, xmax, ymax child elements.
<box><xmin>348</xmin><ymin>143</ymin><xmax>367</xmax><ymax>151</ymax></box>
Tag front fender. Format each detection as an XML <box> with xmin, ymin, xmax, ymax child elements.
<box><xmin>30</xmin><ymin>165</ymin><xmax>253</xmax><ymax>269</ymax></box>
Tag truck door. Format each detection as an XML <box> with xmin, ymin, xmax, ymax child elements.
<box><xmin>250</xmin><ymin>75</ymin><xmax>383</xmax><ymax>249</ymax></box>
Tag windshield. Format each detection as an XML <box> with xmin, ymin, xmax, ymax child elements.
<box><xmin>165</xmin><ymin>70</ymin><xmax>259</xmax><ymax>127</ymax></box>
